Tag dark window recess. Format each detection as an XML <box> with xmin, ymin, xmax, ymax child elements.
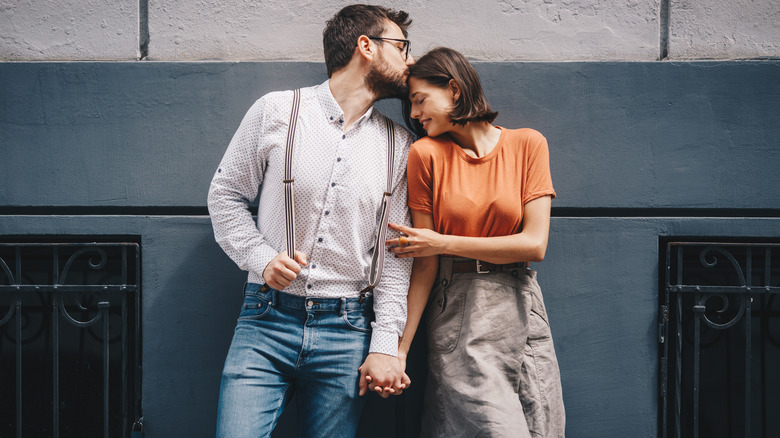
<box><xmin>659</xmin><ymin>239</ymin><xmax>780</xmax><ymax>438</ymax></box>
<box><xmin>0</xmin><ymin>239</ymin><xmax>143</xmax><ymax>438</ymax></box>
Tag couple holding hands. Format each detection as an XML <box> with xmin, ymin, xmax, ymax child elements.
<box><xmin>208</xmin><ymin>4</ymin><xmax>564</xmax><ymax>437</ymax></box>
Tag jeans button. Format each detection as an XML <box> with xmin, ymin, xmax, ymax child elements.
<box><xmin>307</xmin><ymin>300</ymin><xmax>314</xmax><ymax>307</ymax></box>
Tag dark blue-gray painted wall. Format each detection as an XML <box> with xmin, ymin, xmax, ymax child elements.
<box><xmin>1</xmin><ymin>61</ymin><xmax>778</xmax><ymax>437</ymax></box>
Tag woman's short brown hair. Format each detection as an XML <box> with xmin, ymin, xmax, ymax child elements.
<box><xmin>408</xmin><ymin>47</ymin><xmax>498</xmax><ymax>126</ymax></box>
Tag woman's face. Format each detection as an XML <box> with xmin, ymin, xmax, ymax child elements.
<box><xmin>408</xmin><ymin>76</ymin><xmax>456</xmax><ymax>137</ymax></box>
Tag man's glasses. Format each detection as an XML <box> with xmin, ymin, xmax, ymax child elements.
<box><xmin>368</xmin><ymin>37</ymin><xmax>411</xmax><ymax>60</ymax></box>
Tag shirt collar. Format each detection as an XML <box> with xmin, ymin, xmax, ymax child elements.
<box><xmin>317</xmin><ymin>80</ymin><xmax>375</xmax><ymax>128</ymax></box>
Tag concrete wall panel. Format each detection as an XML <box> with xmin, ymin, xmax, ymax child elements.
<box><xmin>2</xmin><ymin>61</ymin><xmax>778</xmax><ymax>209</ymax></box>
<box><xmin>0</xmin><ymin>0</ymin><xmax>138</xmax><ymax>60</ymax></box>
<box><xmin>669</xmin><ymin>0</ymin><xmax>780</xmax><ymax>59</ymax></box>
<box><xmin>2</xmin><ymin>215</ymin><xmax>778</xmax><ymax>436</ymax></box>
<box><xmin>148</xmin><ymin>0</ymin><xmax>661</xmax><ymax>61</ymax></box>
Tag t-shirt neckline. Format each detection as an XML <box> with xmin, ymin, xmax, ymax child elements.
<box><xmin>452</xmin><ymin>126</ymin><xmax>505</xmax><ymax>164</ymax></box>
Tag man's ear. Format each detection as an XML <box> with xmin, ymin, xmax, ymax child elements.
<box><xmin>448</xmin><ymin>79</ymin><xmax>461</xmax><ymax>101</ymax></box>
<box><xmin>356</xmin><ymin>35</ymin><xmax>375</xmax><ymax>61</ymax></box>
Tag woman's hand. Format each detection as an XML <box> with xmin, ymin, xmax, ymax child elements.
<box><xmin>386</xmin><ymin>222</ymin><xmax>447</xmax><ymax>258</ymax></box>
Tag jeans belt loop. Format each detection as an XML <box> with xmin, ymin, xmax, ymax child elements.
<box><xmin>340</xmin><ymin>297</ymin><xmax>347</xmax><ymax>315</ymax></box>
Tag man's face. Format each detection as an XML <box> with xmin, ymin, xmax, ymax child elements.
<box><xmin>366</xmin><ymin>21</ymin><xmax>414</xmax><ymax>100</ymax></box>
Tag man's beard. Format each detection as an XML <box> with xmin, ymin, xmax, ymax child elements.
<box><xmin>366</xmin><ymin>59</ymin><xmax>408</xmax><ymax>100</ymax></box>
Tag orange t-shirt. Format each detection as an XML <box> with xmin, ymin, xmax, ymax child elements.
<box><xmin>407</xmin><ymin>127</ymin><xmax>555</xmax><ymax>237</ymax></box>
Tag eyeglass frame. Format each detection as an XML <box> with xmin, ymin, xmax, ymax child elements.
<box><xmin>367</xmin><ymin>36</ymin><xmax>411</xmax><ymax>60</ymax></box>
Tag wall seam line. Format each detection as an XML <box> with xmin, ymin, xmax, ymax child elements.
<box><xmin>138</xmin><ymin>0</ymin><xmax>149</xmax><ymax>60</ymax></box>
<box><xmin>659</xmin><ymin>0</ymin><xmax>670</xmax><ymax>60</ymax></box>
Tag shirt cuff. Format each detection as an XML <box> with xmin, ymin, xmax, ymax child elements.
<box><xmin>368</xmin><ymin>327</ymin><xmax>399</xmax><ymax>357</ymax></box>
<box><xmin>245</xmin><ymin>244</ymin><xmax>279</xmax><ymax>279</ymax></box>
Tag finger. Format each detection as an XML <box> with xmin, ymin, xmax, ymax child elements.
<box><xmin>401</xmin><ymin>373</ymin><xmax>411</xmax><ymax>389</ymax></box>
<box><xmin>271</xmin><ymin>278</ymin><xmax>290</xmax><ymax>290</ymax></box>
<box><xmin>387</xmin><ymin>222</ymin><xmax>411</xmax><ymax>235</ymax></box>
<box><xmin>281</xmin><ymin>258</ymin><xmax>303</xmax><ymax>275</ymax></box>
<box><xmin>273</xmin><ymin>267</ymin><xmax>296</xmax><ymax>285</ymax></box>
<box><xmin>265</xmin><ymin>271</ymin><xmax>291</xmax><ymax>289</ymax></box>
<box><xmin>358</xmin><ymin>371</ymin><xmax>368</xmax><ymax>396</ymax></box>
<box><xmin>294</xmin><ymin>251</ymin><xmax>308</xmax><ymax>266</ymax></box>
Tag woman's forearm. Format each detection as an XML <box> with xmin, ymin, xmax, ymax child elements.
<box><xmin>439</xmin><ymin>232</ymin><xmax>547</xmax><ymax>264</ymax></box>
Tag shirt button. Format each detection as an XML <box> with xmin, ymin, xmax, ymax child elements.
<box><xmin>337</xmin><ymin>157</ymin><xmax>342</xmax><ymax>162</ymax></box>
<box><xmin>342</xmin><ymin>134</ymin><xmax>346</xmax><ymax>140</ymax></box>
<box><xmin>312</xmin><ymin>264</ymin><xmax>316</xmax><ymax>269</ymax></box>
<box><xmin>331</xmin><ymin>182</ymin><xmax>336</xmax><ymax>187</ymax></box>
<box><xmin>324</xmin><ymin>211</ymin><xmax>330</xmax><ymax>215</ymax></box>
<box><xmin>307</xmin><ymin>285</ymin><xmax>312</xmax><ymax>290</ymax></box>
<box><xmin>329</xmin><ymin>116</ymin><xmax>334</xmax><ymax>120</ymax></box>
<box><xmin>318</xmin><ymin>237</ymin><xmax>323</xmax><ymax>242</ymax></box>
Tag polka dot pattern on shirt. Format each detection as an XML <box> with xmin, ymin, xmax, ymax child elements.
<box><xmin>207</xmin><ymin>81</ymin><xmax>414</xmax><ymax>356</ymax></box>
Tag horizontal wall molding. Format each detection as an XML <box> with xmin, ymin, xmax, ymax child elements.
<box><xmin>2</xmin><ymin>206</ymin><xmax>779</xmax><ymax>219</ymax></box>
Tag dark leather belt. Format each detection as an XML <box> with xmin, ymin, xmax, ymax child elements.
<box><xmin>447</xmin><ymin>257</ymin><xmax>528</xmax><ymax>274</ymax></box>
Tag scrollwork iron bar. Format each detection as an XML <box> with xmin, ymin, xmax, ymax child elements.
<box><xmin>661</xmin><ymin>241</ymin><xmax>671</xmax><ymax>438</ymax></box>
<box><xmin>0</xmin><ymin>242</ymin><xmax>139</xmax><ymax>438</ymax></box>
<box><xmin>16</xmin><ymin>246</ymin><xmax>23</xmax><ymax>438</ymax></box>
<box><xmin>761</xmin><ymin>247</ymin><xmax>770</xmax><ymax>438</ymax></box>
<box><xmin>675</xmin><ymin>244</ymin><xmax>683</xmax><ymax>438</ymax></box>
<box><xmin>664</xmin><ymin>242</ymin><xmax>780</xmax><ymax>438</ymax></box>
<box><xmin>53</xmin><ymin>244</ymin><xmax>60</xmax><ymax>438</ymax></box>
<box><xmin>745</xmin><ymin>247</ymin><xmax>752</xmax><ymax>438</ymax></box>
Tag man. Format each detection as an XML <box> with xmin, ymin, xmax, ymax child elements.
<box><xmin>208</xmin><ymin>4</ymin><xmax>415</xmax><ymax>437</ymax></box>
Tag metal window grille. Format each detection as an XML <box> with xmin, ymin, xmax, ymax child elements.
<box><xmin>0</xmin><ymin>241</ymin><xmax>142</xmax><ymax>438</ymax></box>
<box><xmin>659</xmin><ymin>240</ymin><xmax>780</xmax><ymax>438</ymax></box>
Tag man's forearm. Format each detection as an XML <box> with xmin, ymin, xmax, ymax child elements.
<box><xmin>398</xmin><ymin>255</ymin><xmax>438</xmax><ymax>359</ymax></box>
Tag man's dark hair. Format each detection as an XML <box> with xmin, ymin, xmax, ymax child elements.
<box><xmin>323</xmin><ymin>4</ymin><xmax>411</xmax><ymax>78</ymax></box>
<box><xmin>408</xmin><ymin>47</ymin><xmax>498</xmax><ymax>127</ymax></box>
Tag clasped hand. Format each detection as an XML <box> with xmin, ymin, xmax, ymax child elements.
<box><xmin>358</xmin><ymin>353</ymin><xmax>410</xmax><ymax>398</ymax></box>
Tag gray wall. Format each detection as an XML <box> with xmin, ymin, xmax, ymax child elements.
<box><xmin>2</xmin><ymin>60</ymin><xmax>778</xmax><ymax>437</ymax></box>
<box><xmin>2</xmin><ymin>0</ymin><xmax>779</xmax><ymax>436</ymax></box>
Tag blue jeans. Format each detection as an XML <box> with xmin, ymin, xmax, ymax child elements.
<box><xmin>216</xmin><ymin>283</ymin><xmax>373</xmax><ymax>438</ymax></box>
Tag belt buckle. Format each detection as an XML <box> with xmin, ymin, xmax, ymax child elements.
<box><xmin>476</xmin><ymin>260</ymin><xmax>490</xmax><ymax>274</ymax></box>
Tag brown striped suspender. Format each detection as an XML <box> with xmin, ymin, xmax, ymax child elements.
<box><xmin>283</xmin><ymin>89</ymin><xmax>396</xmax><ymax>303</ymax></box>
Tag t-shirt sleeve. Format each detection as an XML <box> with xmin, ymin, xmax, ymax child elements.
<box><xmin>522</xmin><ymin>131</ymin><xmax>557</xmax><ymax>204</ymax></box>
<box><xmin>406</xmin><ymin>142</ymin><xmax>434</xmax><ymax>214</ymax></box>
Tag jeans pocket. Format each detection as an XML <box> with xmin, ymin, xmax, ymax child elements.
<box><xmin>342</xmin><ymin>309</ymin><xmax>372</xmax><ymax>333</ymax></box>
<box><xmin>238</xmin><ymin>294</ymin><xmax>272</xmax><ymax>321</ymax></box>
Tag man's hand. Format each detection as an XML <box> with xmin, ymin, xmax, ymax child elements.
<box><xmin>262</xmin><ymin>251</ymin><xmax>307</xmax><ymax>290</ymax></box>
<box><xmin>358</xmin><ymin>353</ymin><xmax>409</xmax><ymax>398</ymax></box>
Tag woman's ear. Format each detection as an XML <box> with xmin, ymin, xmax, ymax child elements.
<box><xmin>448</xmin><ymin>79</ymin><xmax>461</xmax><ymax>101</ymax></box>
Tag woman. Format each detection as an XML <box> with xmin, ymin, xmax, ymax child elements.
<box><xmin>389</xmin><ymin>47</ymin><xmax>565</xmax><ymax>437</ymax></box>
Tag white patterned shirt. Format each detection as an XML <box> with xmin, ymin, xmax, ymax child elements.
<box><xmin>208</xmin><ymin>81</ymin><xmax>414</xmax><ymax>356</ymax></box>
